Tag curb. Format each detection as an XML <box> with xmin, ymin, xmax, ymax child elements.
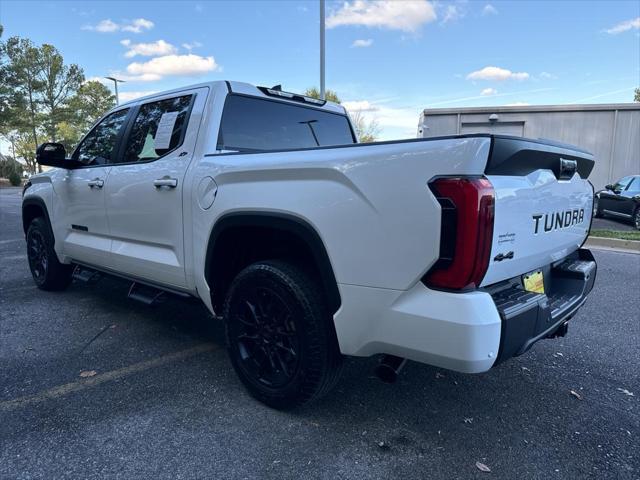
<box><xmin>585</xmin><ymin>236</ymin><xmax>640</xmax><ymax>254</ymax></box>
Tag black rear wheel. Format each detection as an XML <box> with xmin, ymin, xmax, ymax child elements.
<box><xmin>223</xmin><ymin>260</ymin><xmax>342</xmax><ymax>409</ymax></box>
<box><xmin>26</xmin><ymin>217</ymin><xmax>73</xmax><ymax>291</ymax></box>
<box><xmin>633</xmin><ymin>207</ymin><xmax>640</xmax><ymax>231</ymax></box>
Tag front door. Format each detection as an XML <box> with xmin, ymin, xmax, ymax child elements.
<box><xmin>105</xmin><ymin>88</ymin><xmax>207</xmax><ymax>288</ymax></box>
<box><xmin>53</xmin><ymin>108</ymin><xmax>130</xmax><ymax>267</ymax></box>
<box><xmin>600</xmin><ymin>176</ymin><xmax>632</xmax><ymax>218</ymax></box>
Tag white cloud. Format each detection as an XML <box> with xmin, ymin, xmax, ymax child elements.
<box><xmin>122</xmin><ymin>18</ymin><xmax>154</xmax><ymax>33</ymax></box>
<box><xmin>539</xmin><ymin>71</ymin><xmax>557</xmax><ymax>80</ymax></box>
<box><xmin>342</xmin><ymin>98</ymin><xmax>420</xmax><ymax>139</ymax></box>
<box><xmin>467</xmin><ymin>66</ymin><xmax>530</xmax><ymax>81</ymax></box>
<box><xmin>125</xmin><ymin>54</ymin><xmax>219</xmax><ymax>81</ymax></box>
<box><xmin>182</xmin><ymin>41</ymin><xmax>203</xmax><ymax>51</ymax></box>
<box><xmin>604</xmin><ymin>17</ymin><xmax>640</xmax><ymax>35</ymax></box>
<box><xmin>480</xmin><ymin>87</ymin><xmax>498</xmax><ymax>96</ymax></box>
<box><xmin>121</xmin><ymin>39</ymin><xmax>177</xmax><ymax>58</ymax></box>
<box><xmin>482</xmin><ymin>4</ymin><xmax>498</xmax><ymax>16</ymax></box>
<box><xmin>82</xmin><ymin>18</ymin><xmax>154</xmax><ymax>33</ymax></box>
<box><xmin>327</xmin><ymin>0</ymin><xmax>437</xmax><ymax>32</ymax></box>
<box><xmin>351</xmin><ymin>38</ymin><xmax>374</xmax><ymax>48</ymax></box>
<box><xmin>82</xmin><ymin>19</ymin><xmax>119</xmax><ymax>32</ymax></box>
<box><xmin>119</xmin><ymin>90</ymin><xmax>159</xmax><ymax>102</ymax></box>
<box><xmin>441</xmin><ymin>5</ymin><xmax>464</xmax><ymax>24</ymax></box>
<box><xmin>343</xmin><ymin>100</ymin><xmax>379</xmax><ymax>112</ymax></box>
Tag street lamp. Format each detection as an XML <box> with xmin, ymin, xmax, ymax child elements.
<box><xmin>320</xmin><ymin>0</ymin><xmax>325</xmax><ymax>100</ymax></box>
<box><xmin>104</xmin><ymin>76</ymin><xmax>126</xmax><ymax>105</ymax></box>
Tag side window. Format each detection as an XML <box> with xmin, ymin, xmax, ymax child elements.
<box><xmin>121</xmin><ymin>95</ymin><xmax>192</xmax><ymax>164</ymax></box>
<box><xmin>627</xmin><ymin>177</ymin><xmax>640</xmax><ymax>192</ymax></box>
<box><xmin>613</xmin><ymin>176</ymin><xmax>632</xmax><ymax>192</ymax></box>
<box><xmin>73</xmin><ymin>109</ymin><xmax>130</xmax><ymax>165</ymax></box>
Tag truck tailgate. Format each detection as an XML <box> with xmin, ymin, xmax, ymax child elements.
<box><xmin>481</xmin><ymin>137</ymin><xmax>595</xmax><ymax>287</ymax></box>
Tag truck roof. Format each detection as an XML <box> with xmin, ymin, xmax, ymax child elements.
<box><xmin>118</xmin><ymin>80</ymin><xmax>347</xmax><ymax>115</ymax></box>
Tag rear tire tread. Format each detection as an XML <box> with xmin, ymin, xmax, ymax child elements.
<box><xmin>223</xmin><ymin>259</ymin><xmax>343</xmax><ymax>409</ymax></box>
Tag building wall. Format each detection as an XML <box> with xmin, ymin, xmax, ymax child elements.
<box><xmin>418</xmin><ymin>105</ymin><xmax>640</xmax><ymax>190</ymax></box>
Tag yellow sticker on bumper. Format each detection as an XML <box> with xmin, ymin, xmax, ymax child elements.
<box><xmin>523</xmin><ymin>270</ymin><xmax>545</xmax><ymax>294</ymax></box>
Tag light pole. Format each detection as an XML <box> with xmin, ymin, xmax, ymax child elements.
<box><xmin>105</xmin><ymin>76</ymin><xmax>125</xmax><ymax>105</ymax></box>
<box><xmin>320</xmin><ymin>0</ymin><xmax>325</xmax><ymax>100</ymax></box>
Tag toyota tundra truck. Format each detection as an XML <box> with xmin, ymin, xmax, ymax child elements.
<box><xmin>23</xmin><ymin>81</ymin><xmax>597</xmax><ymax>409</ymax></box>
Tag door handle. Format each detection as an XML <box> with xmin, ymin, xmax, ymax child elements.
<box><xmin>153</xmin><ymin>176</ymin><xmax>178</xmax><ymax>189</ymax></box>
<box><xmin>87</xmin><ymin>178</ymin><xmax>104</xmax><ymax>188</ymax></box>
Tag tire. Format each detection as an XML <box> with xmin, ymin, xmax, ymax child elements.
<box><xmin>593</xmin><ymin>196</ymin><xmax>603</xmax><ymax>218</ymax></box>
<box><xmin>26</xmin><ymin>217</ymin><xmax>73</xmax><ymax>291</ymax></box>
<box><xmin>633</xmin><ymin>207</ymin><xmax>640</xmax><ymax>231</ymax></box>
<box><xmin>223</xmin><ymin>259</ymin><xmax>343</xmax><ymax>409</ymax></box>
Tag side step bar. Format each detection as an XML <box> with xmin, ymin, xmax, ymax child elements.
<box><xmin>127</xmin><ymin>282</ymin><xmax>166</xmax><ymax>306</ymax></box>
<box><xmin>72</xmin><ymin>265</ymin><xmax>102</xmax><ymax>284</ymax></box>
<box><xmin>70</xmin><ymin>262</ymin><xmax>193</xmax><ymax>306</ymax></box>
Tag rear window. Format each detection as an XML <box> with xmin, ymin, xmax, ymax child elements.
<box><xmin>217</xmin><ymin>95</ymin><xmax>355</xmax><ymax>151</ymax></box>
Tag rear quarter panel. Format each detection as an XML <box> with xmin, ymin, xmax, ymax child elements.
<box><xmin>189</xmin><ymin>137</ymin><xmax>492</xmax><ymax>308</ymax></box>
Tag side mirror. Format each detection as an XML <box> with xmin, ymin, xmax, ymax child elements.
<box><xmin>604</xmin><ymin>184</ymin><xmax>614</xmax><ymax>191</ymax></box>
<box><xmin>36</xmin><ymin>143</ymin><xmax>80</xmax><ymax>169</ymax></box>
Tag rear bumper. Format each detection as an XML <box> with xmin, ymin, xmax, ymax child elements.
<box><xmin>488</xmin><ymin>248</ymin><xmax>597</xmax><ymax>363</ymax></box>
<box><xmin>333</xmin><ymin>249</ymin><xmax>596</xmax><ymax>373</ymax></box>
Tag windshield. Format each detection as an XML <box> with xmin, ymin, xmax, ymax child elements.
<box><xmin>217</xmin><ymin>95</ymin><xmax>356</xmax><ymax>152</ymax></box>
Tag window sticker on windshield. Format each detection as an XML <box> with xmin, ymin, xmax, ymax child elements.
<box><xmin>154</xmin><ymin>111</ymin><xmax>179</xmax><ymax>149</ymax></box>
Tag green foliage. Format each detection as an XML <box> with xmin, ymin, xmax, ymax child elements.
<box><xmin>590</xmin><ymin>229</ymin><xmax>640</xmax><ymax>241</ymax></box>
<box><xmin>0</xmin><ymin>153</ymin><xmax>23</xmax><ymax>183</ymax></box>
<box><xmin>0</xmin><ymin>34</ymin><xmax>114</xmax><ymax>173</ymax></box>
<box><xmin>38</xmin><ymin>43</ymin><xmax>85</xmax><ymax>141</ymax></box>
<box><xmin>635</xmin><ymin>88</ymin><xmax>640</xmax><ymax>102</ymax></box>
<box><xmin>304</xmin><ymin>87</ymin><xmax>342</xmax><ymax>104</ymax></box>
<box><xmin>8</xmin><ymin>169</ymin><xmax>21</xmax><ymax>186</ymax></box>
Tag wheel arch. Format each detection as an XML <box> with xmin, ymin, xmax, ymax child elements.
<box><xmin>204</xmin><ymin>212</ymin><xmax>341</xmax><ymax>315</ymax></box>
<box><xmin>22</xmin><ymin>197</ymin><xmax>52</xmax><ymax>236</ymax></box>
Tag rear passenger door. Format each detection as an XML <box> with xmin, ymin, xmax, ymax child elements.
<box><xmin>105</xmin><ymin>88</ymin><xmax>208</xmax><ymax>288</ymax></box>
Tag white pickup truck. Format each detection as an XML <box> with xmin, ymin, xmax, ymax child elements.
<box><xmin>24</xmin><ymin>81</ymin><xmax>597</xmax><ymax>409</ymax></box>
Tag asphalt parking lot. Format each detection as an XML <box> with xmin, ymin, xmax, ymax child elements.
<box><xmin>592</xmin><ymin>217</ymin><xmax>636</xmax><ymax>232</ymax></box>
<box><xmin>1</xmin><ymin>187</ymin><xmax>639</xmax><ymax>480</ymax></box>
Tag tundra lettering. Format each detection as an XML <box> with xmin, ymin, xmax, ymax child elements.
<box><xmin>533</xmin><ymin>208</ymin><xmax>585</xmax><ymax>234</ymax></box>
<box><xmin>23</xmin><ymin>81</ymin><xmax>597</xmax><ymax>409</ymax></box>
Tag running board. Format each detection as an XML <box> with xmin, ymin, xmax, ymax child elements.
<box><xmin>72</xmin><ymin>265</ymin><xmax>102</xmax><ymax>284</ymax></box>
<box><xmin>69</xmin><ymin>261</ymin><xmax>194</xmax><ymax>305</ymax></box>
<box><xmin>127</xmin><ymin>282</ymin><xmax>166</xmax><ymax>306</ymax></box>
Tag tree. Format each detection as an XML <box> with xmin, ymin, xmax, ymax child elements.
<box><xmin>635</xmin><ymin>87</ymin><xmax>640</xmax><ymax>102</ymax></box>
<box><xmin>0</xmin><ymin>35</ymin><xmax>113</xmax><ymax>172</ymax></box>
<box><xmin>304</xmin><ymin>87</ymin><xmax>341</xmax><ymax>104</ymax></box>
<box><xmin>3</xmin><ymin>37</ymin><xmax>45</xmax><ymax>171</ymax></box>
<box><xmin>13</xmin><ymin>131</ymin><xmax>38</xmax><ymax>174</ymax></box>
<box><xmin>37</xmin><ymin>43</ymin><xmax>84</xmax><ymax>142</ymax></box>
<box><xmin>349</xmin><ymin>110</ymin><xmax>381</xmax><ymax>143</ymax></box>
<box><xmin>60</xmin><ymin>80</ymin><xmax>115</xmax><ymax>151</ymax></box>
<box><xmin>0</xmin><ymin>153</ymin><xmax>24</xmax><ymax>182</ymax></box>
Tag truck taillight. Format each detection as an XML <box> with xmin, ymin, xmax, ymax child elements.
<box><xmin>424</xmin><ymin>177</ymin><xmax>495</xmax><ymax>291</ymax></box>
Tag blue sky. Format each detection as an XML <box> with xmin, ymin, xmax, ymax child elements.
<box><xmin>1</xmin><ymin>0</ymin><xmax>639</xmax><ymax>139</ymax></box>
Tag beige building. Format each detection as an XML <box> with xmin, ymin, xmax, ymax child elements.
<box><xmin>418</xmin><ymin>103</ymin><xmax>640</xmax><ymax>189</ymax></box>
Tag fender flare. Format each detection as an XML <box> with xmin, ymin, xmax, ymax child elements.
<box><xmin>204</xmin><ymin>211</ymin><xmax>341</xmax><ymax>313</ymax></box>
<box><xmin>22</xmin><ymin>197</ymin><xmax>53</xmax><ymax>235</ymax></box>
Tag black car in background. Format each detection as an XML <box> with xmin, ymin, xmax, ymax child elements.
<box><xmin>594</xmin><ymin>175</ymin><xmax>640</xmax><ymax>230</ymax></box>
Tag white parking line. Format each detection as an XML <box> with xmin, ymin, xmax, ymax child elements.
<box><xmin>0</xmin><ymin>343</ymin><xmax>218</xmax><ymax>412</ymax></box>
